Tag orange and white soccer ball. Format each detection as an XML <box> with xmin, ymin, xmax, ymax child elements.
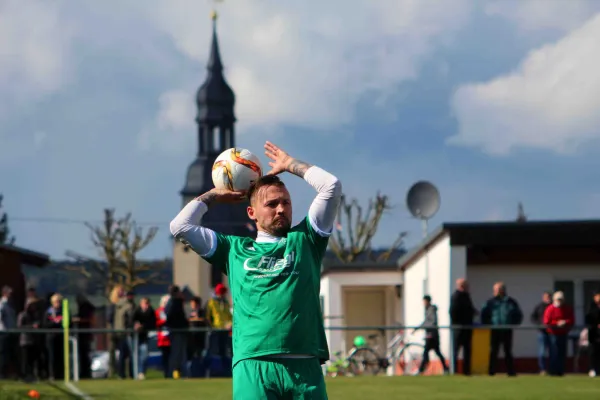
<box><xmin>212</xmin><ymin>148</ymin><xmax>263</xmax><ymax>192</ymax></box>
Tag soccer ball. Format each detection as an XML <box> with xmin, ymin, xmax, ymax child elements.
<box><xmin>212</xmin><ymin>147</ymin><xmax>263</xmax><ymax>192</ymax></box>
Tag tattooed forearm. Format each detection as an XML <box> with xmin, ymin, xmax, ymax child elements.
<box><xmin>286</xmin><ymin>158</ymin><xmax>313</xmax><ymax>178</ymax></box>
<box><xmin>197</xmin><ymin>191</ymin><xmax>217</xmax><ymax>207</ymax></box>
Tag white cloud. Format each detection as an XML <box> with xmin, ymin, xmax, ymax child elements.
<box><xmin>448</xmin><ymin>13</ymin><xmax>600</xmax><ymax>155</ymax></box>
<box><xmin>485</xmin><ymin>0</ymin><xmax>600</xmax><ymax>33</ymax></box>
<box><xmin>137</xmin><ymin>90</ymin><xmax>197</xmax><ymax>153</ymax></box>
<box><xmin>139</xmin><ymin>0</ymin><xmax>472</xmax><ymax>151</ymax></box>
<box><xmin>0</xmin><ymin>0</ymin><xmax>74</xmax><ymax>162</ymax></box>
<box><xmin>0</xmin><ymin>0</ymin><xmax>74</xmax><ymax>108</ymax></box>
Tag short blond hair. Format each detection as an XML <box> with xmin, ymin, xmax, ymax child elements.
<box><xmin>109</xmin><ymin>285</ymin><xmax>123</xmax><ymax>304</ymax></box>
<box><xmin>50</xmin><ymin>293</ymin><xmax>63</xmax><ymax>305</ymax></box>
<box><xmin>553</xmin><ymin>291</ymin><xmax>564</xmax><ymax>301</ymax></box>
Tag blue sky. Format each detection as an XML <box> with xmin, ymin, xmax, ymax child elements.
<box><xmin>2</xmin><ymin>0</ymin><xmax>600</xmax><ymax>260</ymax></box>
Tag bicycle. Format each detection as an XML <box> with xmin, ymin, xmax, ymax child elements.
<box><xmin>346</xmin><ymin>328</ymin><xmax>424</xmax><ymax>376</ymax></box>
<box><xmin>323</xmin><ymin>351</ymin><xmax>353</xmax><ymax>377</ymax></box>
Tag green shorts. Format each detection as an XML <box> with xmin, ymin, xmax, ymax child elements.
<box><xmin>233</xmin><ymin>357</ymin><xmax>328</xmax><ymax>400</ymax></box>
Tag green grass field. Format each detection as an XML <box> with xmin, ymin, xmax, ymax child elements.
<box><xmin>1</xmin><ymin>375</ymin><xmax>599</xmax><ymax>399</ymax></box>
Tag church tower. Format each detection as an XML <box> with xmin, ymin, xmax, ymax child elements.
<box><xmin>173</xmin><ymin>11</ymin><xmax>254</xmax><ymax>300</ymax></box>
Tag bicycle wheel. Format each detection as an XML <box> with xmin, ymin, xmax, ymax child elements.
<box><xmin>395</xmin><ymin>343</ymin><xmax>424</xmax><ymax>376</ymax></box>
<box><xmin>347</xmin><ymin>347</ymin><xmax>381</xmax><ymax>376</ymax></box>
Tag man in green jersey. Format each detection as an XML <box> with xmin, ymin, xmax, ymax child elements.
<box><xmin>170</xmin><ymin>141</ymin><xmax>342</xmax><ymax>399</ymax></box>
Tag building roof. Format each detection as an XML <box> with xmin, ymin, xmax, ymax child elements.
<box><xmin>321</xmin><ymin>249</ymin><xmax>406</xmax><ymax>276</ymax></box>
<box><xmin>397</xmin><ymin>219</ymin><xmax>600</xmax><ymax>271</ymax></box>
<box><xmin>0</xmin><ymin>244</ymin><xmax>50</xmax><ymax>267</ymax></box>
<box><xmin>195</xmin><ymin>13</ymin><xmax>236</xmax><ymax>124</ymax></box>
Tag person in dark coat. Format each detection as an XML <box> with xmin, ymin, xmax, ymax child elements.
<box><xmin>585</xmin><ymin>291</ymin><xmax>600</xmax><ymax>377</ymax></box>
<box><xmin>449</xmin><ymin>278</ymin><xmax>477</xmax><ymax>375</ymax></box>
<box><xmin>43</xmin><ymin>293</ymin><xmax>70</xmax><ymax>380</ymax></box>
<box><xmin>17</xmin><ymin>299</ymin><xmax>41</xmax><ymax>382</ymax></box>
<box><xmin>480</xmin><ymin>282</ymin><xmax>523</xmax><ymax>376</ymax></box>
<box><xmin>165</xmin><ymin>285</ymin><xmax>189</xmax><ymax>378</ymax></box>
<box><xmin>133</xmin><ymin>297</ymin><xmax>156</xmax><ymax>379</ymax></box>
<box><xmin>530</xmin><ymin>291</ymin><xmax>551</xmax><ymax>374</ymax></box>
<box><xmin>188</xmin><ymin>296</ymin><xmax>208</xmax><ymax>361</ymax></box>
<box><xmin>26</xmin><ymin>288</ymin><xmax>48</xmax><ymax>380</ymax></box>
<box><xmin>75</xmin><ymin>294</ymin><xmax>96</xmax><ymax>379</ymax></box>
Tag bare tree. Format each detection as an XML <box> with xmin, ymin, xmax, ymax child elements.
<box><xmin>0</xmin><ymin>194</ymin><xmax>15</xmax><ymax>245</ymax></box>
<box><xmin>114</xmin><ymin>212</ymin><xmax>163</xmax><ymax>290</ymax></box>
<box><xmin>329</xmin><ymin>192</ymin><xmax>407</xmax><ymax>263</ymax></box>
<box><xmin>65</xmin><ymin>208</ymin><xmax>164</xmax><ymax>377</ymax></box>
<box><xmin>66</xmin><ymin>208</ymin><xmax>164</xmax><ymax>295</ymax></box>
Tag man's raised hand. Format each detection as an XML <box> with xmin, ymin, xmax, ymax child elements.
<box><xmin>197</xmin><ymin>189</ymin><xmax>247</xmax><ymax>206</ymax></box>
<box><xmin>264</xmin><ymin>141</ymin><xmax>313</xmax><ymax>178</ymax></box>
<box><xmin>264</xmin><ymin>141</ymin><xmax>293</xmax><ymax>176</ymax></box>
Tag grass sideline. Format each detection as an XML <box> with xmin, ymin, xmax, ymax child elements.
<box><xmin>0</xmin><ymin>380</ymin><xmax>79</xmax><ymax>399</ymax></box>
<box><xmin>2</xmin><ymin>375</ymin><xmax>599</xmax><ymax>399</ymax></box>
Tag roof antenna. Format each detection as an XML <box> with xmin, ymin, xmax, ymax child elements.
<box><xmin>516</xmin><ymin>202</ymin><xmax>527</xmax><ymax>222</ymax></box>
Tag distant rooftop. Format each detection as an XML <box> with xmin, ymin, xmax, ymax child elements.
<box><xmin>397</xmin><ymin>218</ymin><xmax>600</xmax><ymax>271</ymax></box>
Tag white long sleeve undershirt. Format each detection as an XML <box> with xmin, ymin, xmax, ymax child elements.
<box><xmin>169</xmin><ymin>166</ymin><xmax>342</xmax><ymax>257</ymax></box>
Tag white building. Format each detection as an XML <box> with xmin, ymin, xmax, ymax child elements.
<box><xmin>320</xmin><ymin>258</ymin><xmax>403</xmax><ymax>355</ymax></box>
<box><xmin>398</xmin><ymin>220</ymin><xmax>600</xmax><ymax>373</ymax></box>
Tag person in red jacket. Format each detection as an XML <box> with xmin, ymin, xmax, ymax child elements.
<box><xmin>156</xmin><ymin>295</ymin><xmax>171</xmax><ymax>378</ymax></box>
<box><xmin>543</xmin><ymin>291</ymin><xmax>574</xmax><ymax>376</ymax></box>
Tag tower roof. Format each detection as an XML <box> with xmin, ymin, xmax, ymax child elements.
<box><xmin>196</xmin><ymin>12</ymin><xmax>236</xmax><ymax>124</ymax></box>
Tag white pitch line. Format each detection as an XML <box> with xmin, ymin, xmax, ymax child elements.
<box><xmin>64</xmin><ymin>381</ymin><xmax>94</xmax><ymax>400</ymax></box>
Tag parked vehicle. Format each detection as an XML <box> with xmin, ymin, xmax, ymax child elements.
<box><xmin>90</xmin><ymin>332</ymin><xmax>162</xmax><ymax>379</ymax></box>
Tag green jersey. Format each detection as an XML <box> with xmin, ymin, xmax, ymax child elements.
<box><xmin>203</xmin><ymin>216</ymin><xmax>330</xmax><ymax>367</ymax></box>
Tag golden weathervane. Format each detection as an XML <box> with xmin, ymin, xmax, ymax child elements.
<box><xmin>210</xmin><ymin>0</ymin><xmax>224</xmax><ymax>20</ymax></box>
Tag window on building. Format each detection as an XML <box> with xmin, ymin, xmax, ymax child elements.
<box><xmin>583</xmin><ymin>280</ymin><xmax>600</xmax><ymax>312</ymax></box>
<box><xmin>553</xmin><ymin>280</ymin><xmax>575</xmax><ymax>307</ymax></box>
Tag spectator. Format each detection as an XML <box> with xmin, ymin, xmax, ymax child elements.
<box><xmin>206</xmin><ymin>283</ymin><xmax>233</xmax><ymax>359</ymax></box>
<box><xmin>543</xmin><ymin>291</ymin><xmax>574</xmax><ymax>377</ymax></box>
<box><xmin>17</xmin><ymin>299</ymin><xmax>41</xmax><ymax>382</ymax></box>
<box><xmin>0</xmin><ymin>286</ymin><xmax>17</xmax><ymax>379</ymax></box>
<box><xmin>531</xmin><ymin>291</ymin><xmax>552</xmax><ymax>375</ymax></box>
<box><xmin>165</xmin><ymin>285</ymin><xmax>188</xmax><ymax>379</ymax></box>
<box><xmin>43</xmin><ymin>293</ymin><xmax>69</xmax><ymax>380</ymax></box>
<box><xmin>107</xmin><ymin>285</ymin><xmax>124</xmax><ymax>375</ymax></box>
<box><xmin>25</xmin><ymin>288</ymin><xmax>48</xmax><ymax>379</ymax></box>
<box><xmin>188</xmin><ymin>296</ymin><xmax>208</xmax><ymax>361</ymax></box>
<box><xmin>133</xmin><ymin>297</ymin><xmax>156</xmax><ymax>380</ymax></box>
<box><xmin>114</xmin><ymin>290</ymin><xmax>136</xmax><ymax>379</ymax></box>
<box><xmin>586</xmin><ymin>291</ymin><xmax>600</xmax><ymax>377</ymax></box>
<box><xmin>449</xmin><ymin>278</ymin><xmax>477</xmax><ymax>375</ymax></box>
<box><xmin>74</xmin><ymin>294</ymin><xmax>96</xmax><ymax>380</ymax></box>
<box><xmin>413</xmin><ymin>295</ymin><xmax>449</xmax><ymax>375</ymax></box>
<box><xmin>481</xmin><ymin>282</ymin><xmax>523</xmax><ymax>376</ymax></box>
<box><xmin>156</xmin><ymin>295</ymin><xmax>171</xmax><ymax>378</ymax></box>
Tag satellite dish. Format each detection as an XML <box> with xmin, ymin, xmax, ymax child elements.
<box><xmin>406</xmin><ymin>181</ymin><xmax>441</xmax><ymax>297</ymax></box>
<box><xmin>406</xmin><ymin>181</ymin><xmax>440</xmax><ymax>220</ymax></box>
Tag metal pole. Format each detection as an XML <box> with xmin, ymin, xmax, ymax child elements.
<box><xmin>133</xmin><ymin>332</ymin><xmax>139</xmax><ymax>379</ymax></box>
<box><xmin>70</xmin><ymin>337</ymin><xmax>80</xmax><ymax>382</ymax></box>
<box><xmin>422</xmin><ymin>219</ymin><xmax>429</xmax><ymax>296</ymax></box>
<box><xmin>62</xmin><ymin>299</ymin><xmax>70</xmax><ymax>384</ymax></box>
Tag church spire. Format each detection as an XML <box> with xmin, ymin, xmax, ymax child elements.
<box><xmin>182</xmin><ymin>10</ymin><xmax>237</xmax><ymax>202</ymax></box>
<box><xmin>174</xmin><ymin>4</ymin><xmax>255</xmax><ymax>303</ymax></box>
<box><xmin>195</xmin><ymin>10</ymin><xmax>235</xmax><ymax>125</ymax></box>
<box><xmin>207</xmin><ymin>11</ymin><xmax>224</xmax><ymax>72</ymax></box>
